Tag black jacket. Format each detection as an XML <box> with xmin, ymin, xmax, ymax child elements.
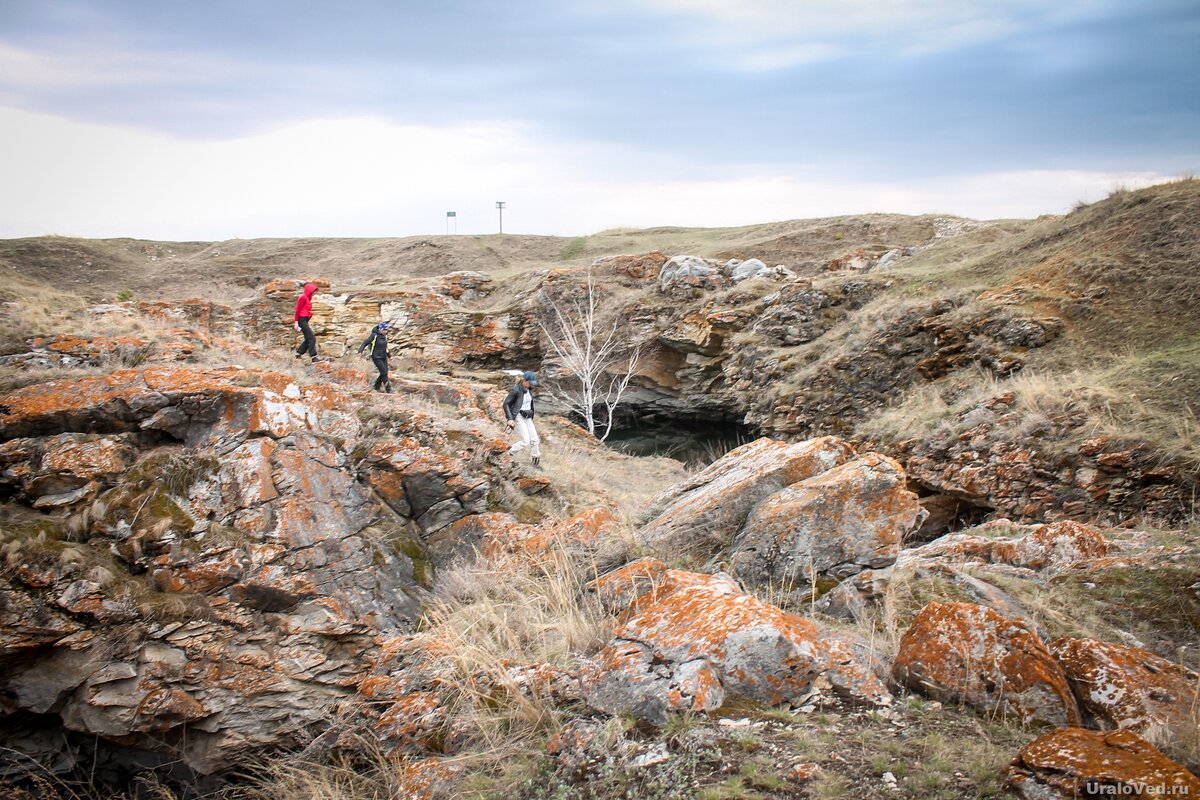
<box><xmin>358</xmin><ymin>325</ymin><xmax>389</xmax><ymax>358</ymax></box>
<box><xmin>503</xmin><ymin>383</ymin><xmax>535</xmax><ymax>421</ymax></box>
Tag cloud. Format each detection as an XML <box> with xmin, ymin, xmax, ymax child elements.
<box><xmin>624</xmin><ymin>0</ymin><xmax>1122</xmax><ymax>68</ymax></box>
<box><xmin>0</xmin><ymin>106</ymin><xmax>1174</xmax><ymax>241</ymax></box>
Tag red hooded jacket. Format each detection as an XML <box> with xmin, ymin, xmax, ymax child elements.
<box><xmin>294</xmin><ymin>283</ymin><xmax>317</xmax><ymax>322</ymax></box>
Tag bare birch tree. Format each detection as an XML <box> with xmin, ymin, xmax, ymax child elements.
<box><xmin>537</xmin><ymin>269</ymin><xmax>641</xmax><ymax>441</ymax></box>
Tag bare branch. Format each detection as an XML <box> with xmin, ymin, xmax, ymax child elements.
<box><xmin>536</xmin><ymin>268</ymin><xmax>642</xmax><ymax>441</ymax></box>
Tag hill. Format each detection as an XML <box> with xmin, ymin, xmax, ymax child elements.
<box><xmin>0</xmin><ymin>213</ymin><xmax>1012</xmax><ymax>303</ymax></box>
<box><xmin>0</xmin><ymin>180</ymin><xmax>1197</xmax><ymax>799</ymax></box>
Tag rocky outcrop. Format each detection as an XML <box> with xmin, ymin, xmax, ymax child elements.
<box><xmin>728</xmin><ymin>453</ymin><xmax>924</xmax><ymax>590</ymax></box>
<box><xmin>0</xmin><ymin>366</ymin><xmax>359</xmax><ymax>445</ymax></box>
<box><xmin>910</xmin><ymin>519</ymin><xmax>1110</xmax><ymax>573</ymax></box>
<box><xmin>1050</xmin><ymin>637</ymin><xmax>1199</xmax><ymax>740</ymax></box>
<box><xmin>0</xmin><ymin>366</ymin><xmax>507</xmax><ymax>775</ymax></box>
<box><xmin>244</xmin><ymin>276</ymin><xmax>537</xmax><ymax>367</ymax></box>
<box><xmin>356</xmin><ymin>438</ymin><xmax>489</xmax><ymax>535</ymax></box>
<box><xmin>893</xmin><ymin>601</ymin><xmax>1081</xmax><ymax>727</ymax></box>
<box><xmin>896</xmin><ymin>396</ymin><xmax>1193</xmax><ymax>524</ymax></box>
<box><xmin>583</xmin><ymin>566</ymin><xmax>891</xmax><ymax>724</ymax></box>
<box><xmin>637</xmin><ymin>436</ymin><xmax>855</xmax><ymax>561</ymax></box>
<box><xmin>1006</xmin><ymin>727</ymin><xmax>1200</xmax><ymax>799</ymax></box>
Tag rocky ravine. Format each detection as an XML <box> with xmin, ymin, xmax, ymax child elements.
<box><xmin>0</xmin><ymin>344</ymin><xmax>1196</xmax><ymax>796</ymax></box>
<box><xmin>1</xmin><ymin>186</ymin><xmax>1198</xmax><ymax>797</ymax></box>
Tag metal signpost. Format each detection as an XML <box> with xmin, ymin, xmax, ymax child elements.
<box><xmin>446</xmin><ymin>211</ymin><xmax>456</xmax><ymax>235</ymax></box>
<box><xmin>495</xmin><ymin>201</ymin><xmax>505</xmax><ymax>234</ymax></box>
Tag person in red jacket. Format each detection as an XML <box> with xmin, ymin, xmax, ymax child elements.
<box><xmin>293</xmin><ymin>282</ymin><xmax>320</xmax><ymax>362</ymax></box>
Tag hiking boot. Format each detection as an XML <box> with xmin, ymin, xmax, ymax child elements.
<box><xmin>384</xmin><ymin>383</ymin><xmax>392</xmax><ymax>394</ymax></box>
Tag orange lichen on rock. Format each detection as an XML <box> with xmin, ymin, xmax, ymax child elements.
<box><xmin>1006</xmin><ymin>727</ymin><xmax>1200</xmax><ymax>798</ymax></box>
<box><xmin>397</xmin><ymin>757</ymin><xmax>462</xmax><ymax>800</ymax></box>
<box><xmin>376</xmin><ymin>691</ymin><xmax>448</xmax><ymax>751</ymax></box>
<box><xmin>913</xmin><ymin>519</ymin><xmax>1109</xmax><ymax>572</ymax></box>
<box><xmin>584</xmin><ymin>569</ymin><xmax>891</xmax><ymax>724</ymax></box>
<box><xmin>893</xmin><ymin>601</ymin><xmax>1080</xmax><ymax>727</ymax></box>
<box><xmin>638</xmin><ymin>436</ymin><xmax>856</xmax><ymax>559</ymax></box>
<box><xmin>730</xmin><ymin>452</ymin><xmax>922</xmax><ymax>588</ymax></box>
<box><xmin>0</xmin><ymin>367</ymin><xmax>358</xmax><ymax>444</ymax></box>
<box><xmin>586</xmin><ymin>557</ymin><xmax>670</xmax><ymax>614</ymax></box>
<box><xmin>1050</xmin><ymin>637</ymin><xmax>1199</xmax><ymax>738</ymax></box>
<box><xmin>1017</xmin><ymin>520</ymin><xmax>1109</xmax><ymax>567</ymax></box>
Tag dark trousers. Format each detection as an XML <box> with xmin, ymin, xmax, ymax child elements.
<box><xmin>295</xmin><ymin>317</ymin><xmax>318</xmax><ymax>358</ymax></box>
<box><xmin>372</xmin><ymin>355</ymin><xmax>390</xmax><ymax>390</ymax></box>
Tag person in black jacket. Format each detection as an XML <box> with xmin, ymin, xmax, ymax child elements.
<box><xmin>357</xmin><ymin>321</ymin><xmax>392</xmax><ymax>392</ymax></box>
<box><xmin>503</xmin><ymin>370</ymin><xmax>540</xmax><ymax>467</ymax></box>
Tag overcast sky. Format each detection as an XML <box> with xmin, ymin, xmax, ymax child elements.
<box><xmin>1</xmin><ymin>0</ymin><xmax>1197</xmax><ymax>239</ymax></box>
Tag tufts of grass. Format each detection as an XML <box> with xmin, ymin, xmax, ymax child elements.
<box><xmin>559</xmin><ymin>238</ymin><xmax>588</xmax><ymax>261</ymax></box>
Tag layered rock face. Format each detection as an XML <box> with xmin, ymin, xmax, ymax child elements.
<box><xmin>180</xmin><ymin>240</ymin><xmax>1198</xmax><ymax>529</ymax></box>
<box><xmin>0</xmin><ymin>366</ymin><xmax>485</xmax><ymax>774</ymax></box>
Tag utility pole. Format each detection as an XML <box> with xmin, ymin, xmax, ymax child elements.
<box><xmin>496</xmin><ymin>201</ymin><xmax>505</xmax><ymax>234</ymax></box>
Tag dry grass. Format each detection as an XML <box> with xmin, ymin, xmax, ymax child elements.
<box><xmin>222</xmin><ymin>743</ymin><xmax>435</xmax><ymax>800</ymax></box>
<box><xmin>859</xmin><ymin>354</ymin><xmax>1200</xmax><ymax>479</ymax></box>
<box><xmin>539</xmin><ymin>433</ymin><xmax>687</xmax><ymax>520</ymax></box>
<box><xmin>407</xmin><ymin>534</ymin><xmax>612</xmax><ymax>771</ymax></box>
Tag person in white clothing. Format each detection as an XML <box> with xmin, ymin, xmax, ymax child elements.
<box><xmin>503</xmin><ymin>370</ymin><xmax>541</xmax><ymax>467</ymax></box>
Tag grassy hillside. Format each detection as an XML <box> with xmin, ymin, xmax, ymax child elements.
<box><xmin>0</xmin><ymin>213</ymin><xmax>1001</xmax><ymax>303</ymax></box>
<box><xmin>860</xmin><ymin>178</ymin><xmax>1200</xmax><ymax>474</ymax></box>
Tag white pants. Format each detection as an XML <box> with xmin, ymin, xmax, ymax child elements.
<box><xmin>509</xmin><ymin>415</ymin><xmax>541</xmax><ymax>458</ymax></box>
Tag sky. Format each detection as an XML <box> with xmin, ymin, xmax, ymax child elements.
<box><xmin>1</xmin><ymin>0</ymin><xmax>1198</xmax><ymax>239</ymax></box>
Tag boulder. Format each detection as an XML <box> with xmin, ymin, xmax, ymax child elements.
<box><xmin>591</xmin><ymin>251</ymin><xmax>669</xmax><ymax>283</ymax></box>
<box><xmin>729</xmin><ymin>453</ymin><xmax>923</xmax><ymax>589</ymax></box>
<box><xmin>1050</xmin><ymin>637</ymin><xmax>1199</xmax><ymax>739</ymax></box>
<box><xmin>658</xmin><ymin>255</ymin><xmax>721</xmax><ymax>292</ymax></box>
<box><xmin>583</xmin><ymin>568</ymin><xmax>892</xmax><ymax>724</ymax></box>
<box><xmin>637</xmin><ymin>436</ymin><xmax>855</xmax><ymax>561</ymax></box>
<box><xmin>1006</xmin><ymin>727</ymin><xmax>1200</xmax><ymax>799</ymax></box>
<box><xmin>893</xmin><ymin>601</ymin><xmax>1081</xmax><ymax>727</ymax></box>
<box><xmin>911</xmin><ymin>519</ymin><xmax>1109</xmax><ymax>573</ymax></box>
<box><xmin>726</xmin><ymin>258</ymin><xmax>767</xmax><ymax>282</ymax></box>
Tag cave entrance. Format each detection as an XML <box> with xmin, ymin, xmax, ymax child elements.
<box><xmin>605</xmin><ymin>416</ymin><xmax>755</xmax><ymax>468</ymax></box>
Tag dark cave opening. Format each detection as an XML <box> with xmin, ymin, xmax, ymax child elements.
<box><xmin>604</xmin><ymin>415</ymin><xmax>757</xmax><ymax>469</ymax></box>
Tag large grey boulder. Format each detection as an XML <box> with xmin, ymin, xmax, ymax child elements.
<box><xmin>658</xmin><ymin>255</ymin><xmax>720</xmax><ymax>291</ymax></box>
<box><xmin>636</xmin><ymin>436</ymin><xmax>856</xmax><ymax>561</ymax></box>
<box><xmin>728</xmin><ymin>453</ymin><xmax>925</xmax><ymax>589</ymax></box>
<box><xmin>582</xmin><ymin>567</ymin><xmax>892</xmax><ymax>724</ymax></box>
